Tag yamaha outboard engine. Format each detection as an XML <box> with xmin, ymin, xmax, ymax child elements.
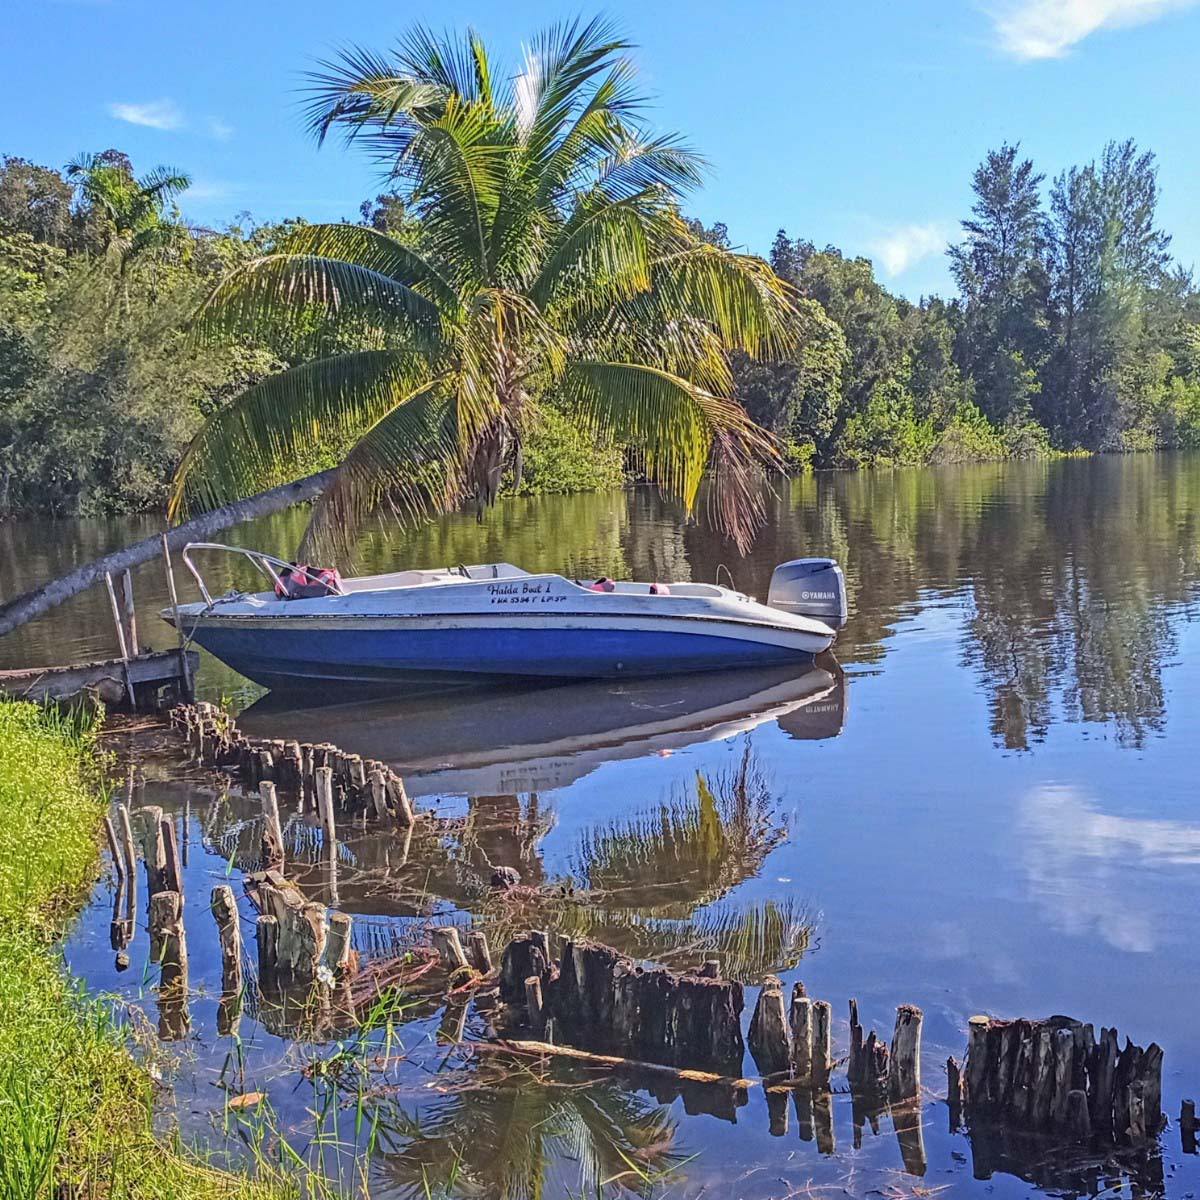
<box><xmin>767</xmin><ymin>558</ymin><xmax>848</xmax><ymax>626</ymax></box>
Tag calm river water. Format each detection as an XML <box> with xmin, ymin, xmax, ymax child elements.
<box><xmin>3</xmin><ymin>454</ymin><xmax>1200</xmax><ymax>1198</ymax></box>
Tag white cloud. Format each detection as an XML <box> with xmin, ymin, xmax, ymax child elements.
<box><xmin>869</xmin><ymin>222</ymin><xmax>952</xmax><ymax>277</ymax></box>
<box><xmin>990</xmin><ymin>0</ymin><xmax>1199</xmax><ymax>59</ymax></box>
<box><xmin>206</xmin><ymin>118</ymin><xmax>234</xmax><ymax>141</ymax></box>
<box><xmin>183</xmin><ymin>179</ymin><xmax>237</xmax><ymax>201</ymax></box>
<box><xmin>107</xmin><ymin>99</ymin><xmax>184</xmax><ymax>131</ymax></box>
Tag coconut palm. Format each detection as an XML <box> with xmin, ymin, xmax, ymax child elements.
<box><xmin>168</xmin><ymin>19</ymin><xmax>799</xmax><ymax>559</ymax></box>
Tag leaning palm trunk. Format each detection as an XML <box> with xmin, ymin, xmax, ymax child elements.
<box><xmin>170</xmin><ymin>19</ymin><xmax>800</xmax><ymax>560</ymax></box>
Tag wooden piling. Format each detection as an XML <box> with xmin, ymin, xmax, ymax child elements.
<box><xmin>1067</xmin><ymin>1088</ymin><xmax>1091</xmax><ymax>1138</ymax></box>
<box><xmin>210</xmin><ymin>884</ymin><xmax>242</xmax><ymax>996</ymax></box>
<box><xmin>811</xmin><ymin>1000</ymin><xmax>832</xmax><ymax>1084</ymax></box>
<box><xmin>947</xmin><ymin>1056</ymin><xmax>963</xmax><ymax>1129</ymax></box>
<box><xmin>525</xmin><ymin>975</ymin><xmax>545</xmax><ymax>1035</ymax></box>
<box><xmin>1181</xmin><ymin>1099</ymin><xmax>1197</xmax><ymax>1154</ymax></box>
<box><xmin>260</xmin><ymin>780</ymin><xmax>284</xmax><ymax>871</ymax></box>
<box><xmin>160</xmin><ymin>816</ymin><xmax>183</xmax><ymax>899</ymax></box>
<box><xmin>432</xmin><ymin>926</ymin><xmax>470</xmax><ymax>973</ymax></box>
<box><xmin>148</xmin><ymin>890</ymin><xmax>186</xmax><ymax>976</ymax></box>
<box><xmin>387</xmin><ymin>771</ymin><xmax>414</xmax><ymax>827</ymax></box>
<box><xmin>256</xmin><ymin>914</ymin><xmax>279</xmax><ymax>980</ymax></box>
<box><xmin>322</xmin><ymin>912</ymin><xmax>354</xmax><ymax>978</ymax></box>
<box><xmin>789</xmin><ymin>986</ymin><xmax>813</xmax><ymax>1081</ymax></box>
<box><xmin>467</xmin><ymin>931</ymin><xmax>493</xmax><ymax>974</ymax></box>
<box><xmin>369</xmin><ymin>770</ymin><xmax>390</xmax><ymax>820</ymax></box>
<box><xmin>748</xmin><ymin>975</ymin><xmax>791</xmax><ymax>1077</ymax></box>
<box><xmin>103</xmin><ymin>816</ymin><xmax>125</xmax><ymax>885</ymax></box>
<box><xmin>888</xmin><ymin>1004</ymin><xmax>922</xmax><ymax>1102</ymax></box>
<box><xmin>315</xmin><ymin>766</ymin><xmax>336</xmax><ymax>842</ymax></box>
<box><xmin>140</xmin><ymin>805</ymin><xmax>167</xmax><ymax>896</ymax></box>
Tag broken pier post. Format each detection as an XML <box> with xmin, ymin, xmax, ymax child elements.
<box><xmin>748</xmin><ymin>975</ymin><xmax>790</xmax><ymax>1077</ymax></box>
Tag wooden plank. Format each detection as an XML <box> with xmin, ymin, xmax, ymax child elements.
<box><xmin>0</xmin><ymin>649</ymin><xmax>198</xmax><ymax>704</ymax></box>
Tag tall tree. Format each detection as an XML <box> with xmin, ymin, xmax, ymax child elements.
<box><xmin>65</xmin><ymin>150</ymin><xmax>190</xmax><ymax>273</ymax></box>
<box><xmin>170</xmin><ymin>20</ymin><xmax>799</xmax><ymax>556</ymax></box>
<box><xmin>1046</xmin><ymin>139</ymin><xmax>1172</xmax><ymax>447</ymax></box>
<box><xmin>949</xmin><ymin>143</ymin><xmax>1049</xmax><ymax>426</ymax></box>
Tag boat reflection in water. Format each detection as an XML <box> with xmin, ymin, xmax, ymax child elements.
<box><xmin>239</xmin><ymin>658</ymin><xmax>847</xmax><ymax>798</ymax></box>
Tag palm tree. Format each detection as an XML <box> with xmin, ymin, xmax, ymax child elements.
<box><xmin>168</xmin><ymin>19</ymin><xmax>799</xmax><ymax>559</ymax></box>
<box><xmin>66</xmin><ymin>150</ymin><xmax>191</xmax><ymax>272</ymax></box>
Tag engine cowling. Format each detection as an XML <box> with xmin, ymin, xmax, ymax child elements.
<box><xmin>767</xmin><ymin>558</ymin><xmax>848</xmax><ymax>626</ymax></box>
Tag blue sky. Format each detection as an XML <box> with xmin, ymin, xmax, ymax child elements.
<box><xmin>3</xmin><ymin>0</ymin><xmax>1199</xmax><ymax>298</ymax></box>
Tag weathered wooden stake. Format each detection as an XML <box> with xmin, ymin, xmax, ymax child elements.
<box><xmin>148</xmin><ymin>890</ymin><xmax>186</xmax><ymax>977</ymax></box>
<box><xmin>103</xmin><ymin>816</ymin><xmax>125</xmax><ymax>885</ymax></box>
<box><xmin>160</xmin><ymin>816</ymin><xmax>183</xmax><ymax>899</ymax></box>
<box><xmin>210</xmin><ymin>884</ymin><xmax>242</xmax><ymax>996</ymax></box>
<box><xmin>256</xmin><ymin>914</ymin><xmax>279</xmax><ymax>980</ymax></box>
<box><xmin>790</xmin><ymin>986</ymin><xmax>813</xmax><ymax>1081</ymax></box>
<box><xmin>140</xmin><ymin>805</ymin><xmax>167</xmax><ymax>896</ymax></box>
<box><xmin>946</xmin><ymin>1056</ymin><xmax>963</xmax><ymax>1130</ymax></box>
<box><xmin>315</xmin><ymin>766</ymin><xmax>336</xmax><ymax>842</ymax></box>
<box><xmin>260</xmin><ymin>780</ymin><xmax>284</xmax><ymax>871</ymax></box>
<box><xmin>811</xmin><ymin>999</ymin><xmax>832</xmax><ymax>1084</ymax></box>
<box><xmin>467</xmin><ymin>930</ymin><xmax>493</xmax><ymax>974</ymax></box>
<box><xmin>322</xmin><ymin>912</ymin><xmax>354</xmax><ymax>978</ymax></box>
<box><xmin>1067</xmin><ymin>1088</ymin><xmax>1091</xmax><ymax>1138</ymax></box>
<box><xmin>432</xmin><ymin>926</ymin><xmax>470</xmax><ymax>972</ymax></box>
<box><xmin>369</xmin><ymin>770</ymin><xmax>390</xmax><ymax>820</ymax></box>
<box><xmin>525</xmin><ymin>975</ymin><xmax>545</xmax><ymax>1035</ymax></box>
<box><xmin>120</xmin><ymin>569</ymin><xmax>139</xmax><ymax>658</ymax></box>
<box><xmin>1181</xmin><ymin>1099</ymin><xmax>1197</xmax><ymax>1154</ymax></box>
<box><xmin>748</xmin><ymin>975</ymin><xmax>791</xmax><ymax>1076</ymax></box>
<box><xmin>888</xmin><ymin>1004</ymin><xmax>922</xmax><ymax>1102</ymax></box>
<box><xmin>387</xmin><ymin>772</ymin><xmax>414</xmax><ymax>827</ymax></box>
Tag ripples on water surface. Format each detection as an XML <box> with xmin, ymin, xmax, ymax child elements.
<box><xmin>4</xmin><ymin>454</ymin><xmax>1200</xmax><ymax>1198</ymax></box>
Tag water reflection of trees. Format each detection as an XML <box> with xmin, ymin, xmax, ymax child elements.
<box><xmin>197</xmin><ymin>742</ymin><xmax>810</xmax><ymax>980</ymax></box>
<box><xmin>371</xmin><ymin>1057</ymin><xmax>682</xmax><ymax>1200</ymax></box>
<box><xmin>682</xmin><ymin>456</ymin><xmax>1200</xmax><ymax>751</ymax></box>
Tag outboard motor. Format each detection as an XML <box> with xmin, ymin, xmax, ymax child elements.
<box><xmin>767</xmin><ymin>558</ymin><xmax>848</xmax><ymax>626</ymax></box>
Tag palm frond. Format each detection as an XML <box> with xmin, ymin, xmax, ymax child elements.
<box><xmin>300</xmin><ymin>378</ymin><xmax>462</xmax><ymax>561</ymax></box>
<box><xmin>190</xmin><ymin>253</ymin><xmax>446</xmax><ymax>349</ymax></box>
<box><xmin>277</xmin><ymin>223</ymin><xmax>461</xmax><ymax>314</ymax></box>
<box><xmin>168</xmin><ymin>350</ymin><xmax>435</xmax><ymax>519</ymax></box>
<box><xmin>560</xmin><ymin>361</ymin><xmax>714</xmax><ymax>511</ymax></box>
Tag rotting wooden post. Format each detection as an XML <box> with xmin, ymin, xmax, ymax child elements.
<box><xmin>947</xmin><ymin>1056</ymin><xmax>963</xmax><ymax>1130</ymax></box>
<box><xmin>160</xmin><ymin>816</ymin><xmax>183</xmax><ymax>899</ymax></box>
<box><xmin>432</xmin><ymin>926</ymin><xmax>470</xmax><ymax>973</ymax></box>
<box><xmin>888</xmin><ymin>1004</ymin><xmax>922</xmax><ymax>1102</ymax></box>
<box><xmin>966</xmin><ymin>1015</ymin><xmax>990</xmax><ymax>1104</ymax></box>
<box><xmin>322</xmin><ymin>912</ymin><xmax>354</xmax><ymax>978</ymax></box>
<box><xmin>525</xmin><ymin>975</ymin><xmax>545</xmax><ymax>1035</ymax></box>
<box><xmin>260</xmin><ymin>780</ymin><xmax>284</xmax><ymax>872</ymax></box>
<box><xmin>892</xmin><ymin>1100</ymin><xmax>927</xmax><ymax>1177</ymax></box>
<box><xmin>315</xmin><ymin>766</ymin><xmax>336</xmax><ymax>842</ymax></box>
<box><xmin>160</xmin><ymin>533</ymin><xmax>193</xmax><ymax>701</ymax></box>
<box><xmin>848</xmin><ymin>997</ymin><xmax>865</xmax><ymax>1089</ymax></box>
<box><xmin>468</xmin><ymin>931</ymin><xmax>493</xmax><ymax>974</ymax></box>
<box><xmin>115</xmin><ymin>803</ymin><xmax>137</xmax><ymax>881</ymax></box>
<box><xmin>120</xmin><ymin>568</ymin><xmax>139</xmax><ymax>658</ymax></box>
<box><xmin>813</xmin><ymin>1090</ymin><xmax>835</xmax><ymax>1155</ymax></box>
<box><xmin>369</xmin><ymin>770</ymin><xmax>390</xmax><ymax>821</ymax></box>
<box><xmin>299</xmin><ymin>744</ymin><xmax>315</xmax><ymax>811</ymax></box>
<box><xmin>256</xmin><ymin>914</ymin><xmax>279</xmax><ymax>981</ymax></box>
<box><xmin>811</xmin><ymin>999</ymin><xmax>832</xmax><ymax>1085</ymax></box>
<box><xmin>387</xmin><ymin>771</ymin><xmax>414</xmax><ymax>827</ymax></box>
<box><xmin>140</xmin><ymin>805</ymin><xmax>167</xmax><ymax>896</ymax></box>
<box><xmin>698</xmin><ymin>959</ymin><xmax>720</xmax><ymax>979</ymax></box>
<box><xmin>790</xmin><ymin>987</ymin><xmax>814</xmax><ymax>1082</ymax></box>
<box><xmin>104</xmin><ymin>816</ymin><xmax>126</xmax><ymax>885</ymax></box>
<box><xmin>748</xmin><ymin>975</ymin><xmax>791</xmax><ymax>1077</ymax></box>
<box><xmin>148</xmin><ymin>890</ymin><xmax>186</xmax><ymax>976</ymax></box>
<box><xmin>104</xmin><ymin>570</ymin><xmax>136</xmax><ymax>707</ymax></box>
<box><xmin>210</xmin><ymin>884</ymin><xmax>242</xmax><ymax>996</ymax></box>
<box><xmin>1181</xmin><ymin>1099</ymin><xmax>1197</xmax><ymax>1154</ymax></box>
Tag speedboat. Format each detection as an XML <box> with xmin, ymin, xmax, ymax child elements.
<box><xmin>164</xmin><ymin>543</ymin><xmax>847</xmax><ymax>691</ymax></box>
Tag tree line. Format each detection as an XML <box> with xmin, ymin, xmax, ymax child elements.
<box><xmin>0</xmin><ymin>138</ymin><xmax>1196</xmax><ymax>518</ymax></box>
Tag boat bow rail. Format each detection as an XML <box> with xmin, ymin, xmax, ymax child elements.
<box><xmin>180</xmin><ymin>542</ymin><xmax>344</xmax><ymax>607</ymax></box>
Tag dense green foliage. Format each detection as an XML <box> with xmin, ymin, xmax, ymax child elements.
<box><xmin>2</xmin><ymin>113</ymin><xmax>1198</xmax><ymax>522</ymax></box>
<box><xmin>0</xmin><ymin>701</ymin><xmax>288</xmax><ymax>1198</ymax></box>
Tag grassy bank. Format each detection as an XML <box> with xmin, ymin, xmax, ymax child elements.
<box><xmin>0</xmin><ymin>701</ymin><xmax>286</xmax><ymax>1199</ymax></box>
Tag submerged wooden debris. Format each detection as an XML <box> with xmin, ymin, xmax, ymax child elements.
<box><xmin>169</xmin><ymin>702</ymin><xmax>415</xmax><ymax>826</ymax></box>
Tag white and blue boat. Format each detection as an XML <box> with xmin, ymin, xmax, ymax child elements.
<box><xmin>165</xmin><ymin>544</ymin><xmax>846</xmax><ymax>692</ymax></box>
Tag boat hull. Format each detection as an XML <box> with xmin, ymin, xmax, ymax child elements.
<box><xmin>184</xmin><ymin>612</ymin><xmax>831</xmax><ymax>690</ymax></box>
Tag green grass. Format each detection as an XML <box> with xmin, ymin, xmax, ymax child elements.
<box><xmin>0</xmin><ymin>700</ymin><xmax>290</xmax><ymax>1200</ymax></box>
